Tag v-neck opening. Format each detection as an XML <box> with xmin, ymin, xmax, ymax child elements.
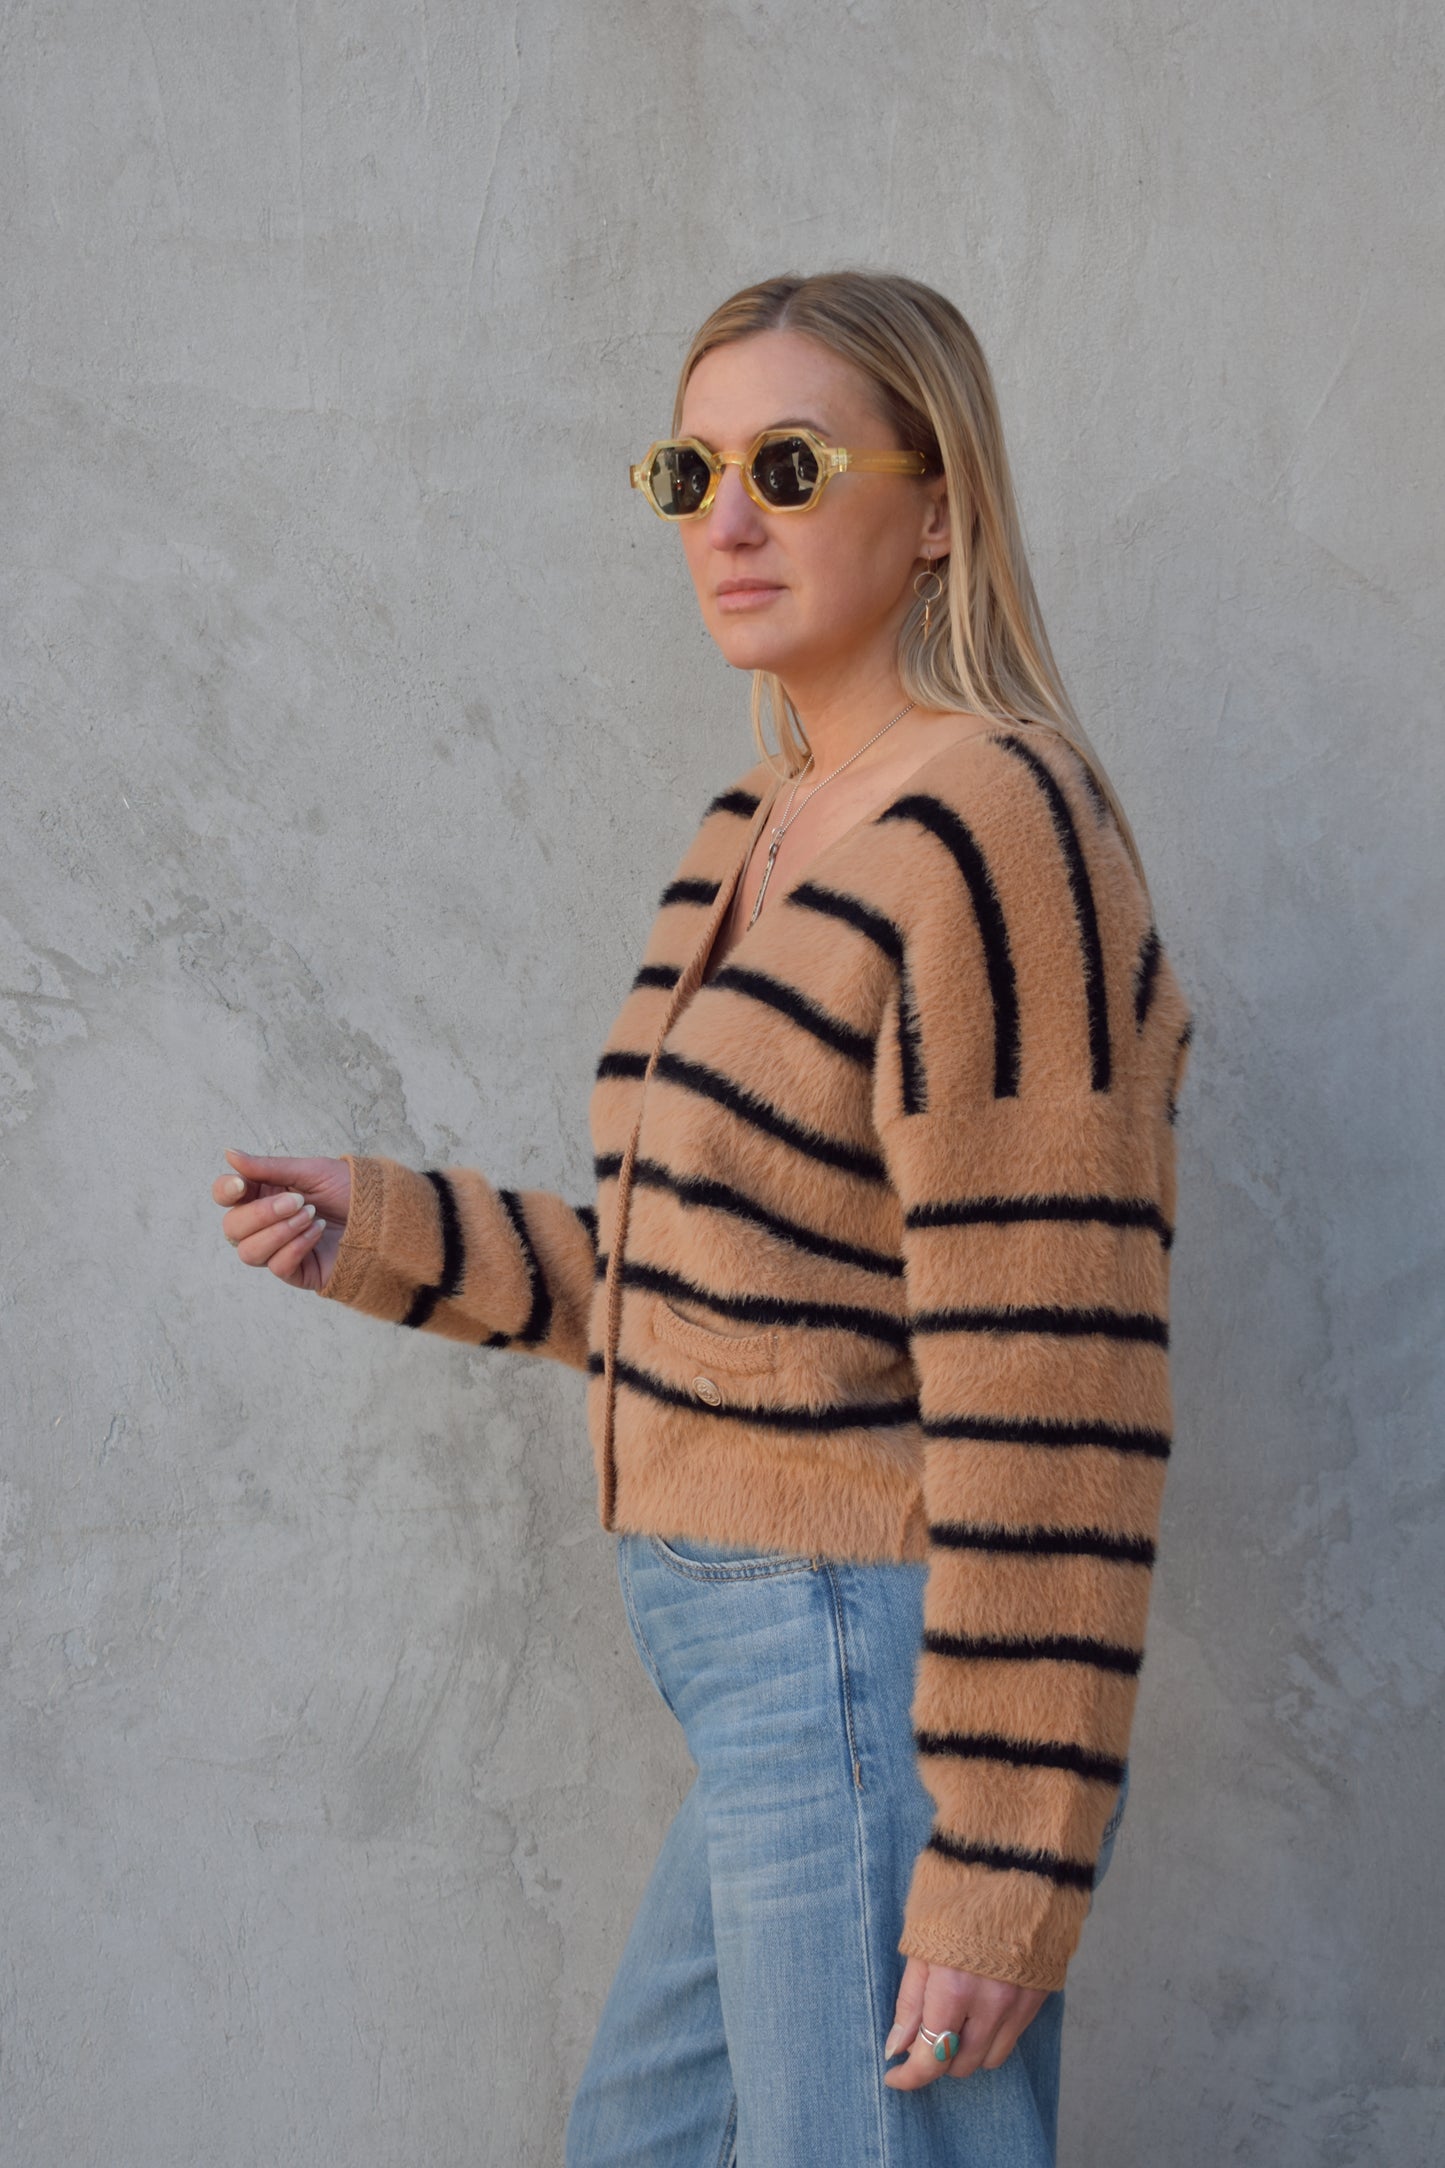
<box><xmin>698</xmin><ymin>718</ymin><xmax>1036</xmax><ymax>988</ymax></box>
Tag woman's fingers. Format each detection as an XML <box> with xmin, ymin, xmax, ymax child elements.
<box><xmin>221</xmin><ymin>1187</ymin><xmax>309</xmax><ymax>1249</ymax></box>
<box><xmin>224</xmin><ymin>1146</ymin><xmax>306</xmax><ymax>1176</ymax></box>
<box><xmin>221</xmin><ymin>1146</ymin><xmax>321</xmax><ymax>1197</ymax></box>
<box><xmin>883</xmin><ymin>1962</ymin><xmax>1044</xmax><ymax>2089</ymax></box>
<box><xmin>885</xmin><ymin>1966</ymin><xmax>971</xmax><ymax>2089</ymax></box>
<box><xmin>230</xmin><ymin>1197</ymin><xmax>324</xmax><ymax>1266</ymax></box>
<box><xmin>266</xmin><ymin>1213</ymin><xmax>331</xmax><ymax>1286</ymax></box>
<box><xmin>214</xmin><ymin>1148</ymin><xmax>352</xmax><ymax>1228</ymax></box>
<box><xmin>883</xmin><ymin>1953</ymin><xmax>927</xmax><ymax>2065</ymax></box>
<box><xmin>214</xmin><ymin>1150</ymin><xmax>309</xmax><ymax>1214</ymax></box>
<box><xmin>975</xmin><ymin>2000</ymin><xmax>1036</xmax><ymax>2073</ymax></box>
<box><xmin>299</xmin><ymin>1218</ymin><xmax>343</xmax><ymax>1293</ymax></box>
<box><xmin>214</xmin><ymin>1147</ymin><xmax>347</xmax><ymax>1293</ymax></box>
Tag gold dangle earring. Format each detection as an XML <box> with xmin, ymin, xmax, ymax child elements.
<box><xmin>914</xmin><ymin>554</ymin><xmax>946</xmax><ymax>640</ymax></box>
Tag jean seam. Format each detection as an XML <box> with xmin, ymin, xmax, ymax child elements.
<box><xmin>820</xmin><ymin>1563</ymin><xmax>863</xmax><ymax>1785</ymax></box>
<box><xmin>713</xmin><ymin>2089</ymin><xmax>737</xmax><ymax>2168</ymax></box>
<box><xmin>618</xmin><ymin>1541</ymin><xmax>679</xmax><ymax>1718</ymax></box>
<box><xmin>821</xmin><ymin>1563</ymin><xmax>890</xmax><ymax>2166</ymax></box>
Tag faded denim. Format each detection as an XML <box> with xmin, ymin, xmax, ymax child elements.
<box><xmin>565</xmin><ymin>1531</ymin><xmax>1128</xmax><ymax>2168</ymax></box>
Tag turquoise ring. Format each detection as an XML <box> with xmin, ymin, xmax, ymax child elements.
<box><xmin>919</xmin><ymin>2024</ymin><xmax>960</xmax><ymax>2064</ymax></box>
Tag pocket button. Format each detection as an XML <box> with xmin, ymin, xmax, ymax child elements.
<box><xmin>692</xmin><ymin>1374</ymin><xmax>723</xmax><ymax>1406</ymax></box>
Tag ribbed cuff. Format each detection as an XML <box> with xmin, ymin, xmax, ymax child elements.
<box><xmin>317</xmin><ymin>1154</ymin><xmax>395</xmax><ymax>1310</ymax></box>
<box><xmin>897</xmin><ymin>1846</ymin><xmax>1084</xmax><ymax>1992</ymax></box>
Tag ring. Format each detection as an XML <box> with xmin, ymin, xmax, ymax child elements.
<box><xmin>918</xmin><ymin>2024</ymin><xmax>960</xmax><ymax>2064</ymax></box>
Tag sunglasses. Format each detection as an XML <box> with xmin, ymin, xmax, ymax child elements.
<box><xmin>629</xmin><ymin>426</ymin><xmax>929</xmax><ymax>521</ymax></box>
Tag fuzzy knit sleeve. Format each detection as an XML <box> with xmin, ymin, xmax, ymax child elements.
<box><xmin>316</xmin><ymin>1152</ymin><xmax>597</xmax><ymax>1373</ymax></box>
<box><xmin>872</xmin><ymin>740</ymin><xmax>1195</xmax><ymax>1991</ymax></box>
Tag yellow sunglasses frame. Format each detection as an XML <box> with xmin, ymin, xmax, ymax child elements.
<box><xmin>628</xmin><ymin>427</ymin><xmax>929</xmax><ymax>520</ymax></box>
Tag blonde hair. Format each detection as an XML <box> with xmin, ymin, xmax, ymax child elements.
<box><xmin>672</xmin><ymin>269</ymin><xmax>1153</xmax><ymax>901</ymax></box>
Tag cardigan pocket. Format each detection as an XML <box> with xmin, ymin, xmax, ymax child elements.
<box><xmin>648</xmin><ymin>1295</ymin><xmax>781</xmax><ymax>1377</ymax></box>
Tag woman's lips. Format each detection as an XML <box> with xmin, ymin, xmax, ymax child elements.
<box><xmin>714</xmin><ymin>583</ymin><xmax>785</xmax><ymax>612</ymax></box>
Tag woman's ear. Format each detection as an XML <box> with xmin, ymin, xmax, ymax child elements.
<box><xmin>919</xmin><ymin>479</ymin><xmax>951</xmax><ymax>560</ymax></box>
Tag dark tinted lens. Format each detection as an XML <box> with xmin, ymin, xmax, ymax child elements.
<box><xmin>649</xmin><ymin>445</ymin><xmax>713</xmax><ymax>516</ymax></box>
<box><xmin>751</xmin><ymin>434</ymin><xmax>821</xmax><ymax>507</ymax></box>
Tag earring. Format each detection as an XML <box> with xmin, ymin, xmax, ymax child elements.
<box><xmin>914</xmin><ymin>556</ymin><xmax>946</xmax><ymax>638</ymax></box>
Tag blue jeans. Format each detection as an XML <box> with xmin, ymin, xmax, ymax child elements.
<box><xmin>565</xmin><ymin>1532</ymin><xmax>1129</xmax><ymax>2167</ymax></box>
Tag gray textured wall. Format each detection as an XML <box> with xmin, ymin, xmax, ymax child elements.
<box><xmin>3</xmin><ymin>2</ymin><xmax>1441</xmax><ymax>2162</ymax></box>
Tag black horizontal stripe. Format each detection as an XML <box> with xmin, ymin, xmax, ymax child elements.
<box><xmin>402</xmin><ymin>1170</ymin><xmax>466</xmax><ymax>1329</ymax></box>
<box><xmin>928</xmin><ymin>1520</ymin><xmax>1156</xmax><ymax>1567</ymax></box>
<box><xmin>922</xmin><ymin>1627</ymin><xmax>1143</xmax><ymax>1675</ymax></box>
<box><xmin>705</xmin><ymin>964</ymin><xmax>875</xmax><ymax>1064</ymax></box>
<box><xmin>632</xmin><ymin>961</ymin><xmax>682</xmax><ymax>991</ymax></box>
<box><xmin>595</xmin><ymin>1152</ymin><xmax>623</xmax><ymax>1182</ymax></box>
<box><xmin>621</xmin><ymin>1157</ymin><xmax>906</xmax><ymax>1277</ymax></box>
<box><xmin>781</xmin><ymin>878</ymin><xmax>926</xmax><ymax>1102</ymax></box>
<box><xmin>706</xmin><ymin>786</ymin><xmax>762</xmax><ymax>819</ymax></box>
<box><xmin>879</xmin><ymin>793</ymin><xmax>1020</xmax><ymax>1098</ymax></box>
<box><xmin>596</xmin><ymin>1048</ymin><xmax>649</xmax><ymax>1082</ymax></box>
<box><xmin>609</xmin><ymin>1354</ymin><xmax>918</xmax><ymax>1432</ymax></box>
<box><xmin>1134</xmin><ymin>924</ymin><xmax>1161</xmax><ymax>1029</ymax></box>
<box><xmin>905</xmin><ymin>1191</ymin><xmax>1173</xmax><ymax>1249</ymax></box>
<box><xmin>652</xmin><ymin>1050</ymin><xmax>888</xmax><ymax>1181</ymax></box>
<box><xmin>925</xmin><ymin>1828</ymin><xmax>1096</xmax><ymax>1891</ymax></box>
<box><xmin>995</xmin><ymin>734</ymin><xmax>1112</xmax><ymax>1090</ymax></box>
<box><xmin>912</xmin><ymin>1303</ymin><xmax>1168</xmax><ymax>1347</ymax></box>
<box><xmin>914</xmin><ymin>1727</ymin><xmax>1126</xmax><ymax>1786</ymax></box>
<box><xmin>493</xmin><ymin>1188</ymin><xmax>553</xmax><ymax>1347</ymax></box>
<box><xmin>661</xmin><ymin>876</ymin><xmax>721</xmax><ymax>908</ymax></box>
<box><xmin>619</xmin><ymin>1258</ymin><xmax>907</xmax><ymax>1349</ymax></box>
<box><xmin>785</xmin><ymin>879</ymin><xmax>905</xmax><ymax>963</ymax></box>
<box><xmin>923</xmin><ymin>1411</ymin><xmax>1171</xmax><ymax>1457</ymax></box>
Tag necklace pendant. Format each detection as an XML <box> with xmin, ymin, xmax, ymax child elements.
<box><xmin>740</xmin><ymin>703</ymin><xmax>913</xmax><ymax>937</ymax></box>
<box><xmin>748</xmin><ymin>838</ymin><xmax>781</xmax><ymax>928</ymax></box>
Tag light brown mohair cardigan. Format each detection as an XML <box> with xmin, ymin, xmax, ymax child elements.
<box><xmin>320</xmin><ymin>722</ymin><xmax>1195</xmax><ymax>1992</ymax></box>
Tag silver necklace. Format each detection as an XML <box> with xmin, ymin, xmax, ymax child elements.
<box><xmin>745</xmin><ymin>700</ymin><xmax>917</xmax><ymax>929</ymax></box>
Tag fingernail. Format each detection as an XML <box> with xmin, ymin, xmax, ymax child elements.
<box><xmin>222</xmin><ymin>1177</ymin><xmax>245</xmax><ymax>1199</ymax></box>
<box><xmin>276</xmin><ymin>1191</ymin><xmax>306</xmax><ymax>1215</ymax></box>
<box><xmin>314</xmin><ymin>1219</ymin><xmax>327</xmax><ymax>1233</ymax></box>
<box><xmin>885</xmin><ymin>2026</ymin><xmax>906</xmax><ymax>2057</ymax></box>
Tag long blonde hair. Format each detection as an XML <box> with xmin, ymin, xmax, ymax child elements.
<box><xmin>672</xmin><ymin>269</ymin><xmax>1153</xmax><ymax>901</ymax></box>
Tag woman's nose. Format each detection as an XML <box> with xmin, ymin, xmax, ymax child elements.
<box><xmin>707</xmin><ymin>462</ymin><xmax>767</xmax><ymax>547</ymax></box>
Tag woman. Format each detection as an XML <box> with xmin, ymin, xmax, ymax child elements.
<box><xmin>213</xmin><ymin>270</ymin><xmax>1194</xmax><ymax>2165</ymax></box>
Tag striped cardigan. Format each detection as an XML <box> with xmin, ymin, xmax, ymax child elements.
<box><xmin>320</xmin><ymin>723</ymin><xmax>1195</xmax><ymax>1991</ymax></box>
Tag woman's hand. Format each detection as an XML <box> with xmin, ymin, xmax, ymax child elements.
<box><xmin>212</xmin><ymin>1147</ymin><xmax>352</xmax><ymax>1293</ymax></box>
<box><xmin>883</xmin><ymin>1955</ymin><xmax>1049</xmax><ymax>2088</ymax></box>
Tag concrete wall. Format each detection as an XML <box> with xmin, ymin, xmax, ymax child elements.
<box><xmin>2</xmin><ymin>3</ymin><xmax>1440</xmax><ymax>2161</ymax></box>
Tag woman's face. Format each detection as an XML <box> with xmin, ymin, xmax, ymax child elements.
<box><xmin>673</xmin><ymin>327</ymin><xmax>950</xmax><ymax>689</ymax></box>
